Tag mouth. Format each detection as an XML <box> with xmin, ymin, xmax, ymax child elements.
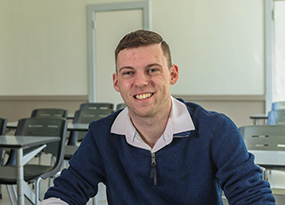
<box><xmin>134</xmin><ymin>93</ymin><xmax>153</xmax><ymax>100</ymax></box>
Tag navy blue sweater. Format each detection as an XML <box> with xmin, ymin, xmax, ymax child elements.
<box><xmin>44</xmin><ymin>101</ymin><xmax>275</xmax><ymax>204</ymax></box>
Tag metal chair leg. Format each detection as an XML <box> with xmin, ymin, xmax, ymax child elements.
<box><xmin>6</xmin><ymin>185</ymin><xmax>15</xmax><ymax>205</ymax></box>
<box><xmin>12</xmin><ymin>185</ymin><xmax>17</xmax><ymax>202</ymax></box>
<box><xmin>263</xmin><ymin>169</ymin><xmax>269</xmax><ymax>181</ymax></box>
<box><xmin>35</xmin><ymin>177</ymin><xmax>42</xmax><ymax>205</ymax></box>
<box><xmin>39</xmin><ymin>153</ymin><xmax>42</xmax><ymax>164</ymax></box>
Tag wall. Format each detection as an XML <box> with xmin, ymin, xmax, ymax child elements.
<box><xmin>153</xmin><ymin>0</ymin><xmax>264</xmax><ymax>96</ymax></box>
<box><xmin>0</xmin><ymin>0</ymin><xmax>265</xmax><ymax>126</ymax></box>
<box><xmin>0</xmin><ymin>95</ymin><xmax>88</xmax><ymax>121</ymax></box>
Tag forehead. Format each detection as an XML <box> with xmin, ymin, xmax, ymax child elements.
<box><xmin>116</xmin><ymin>44</ymin><xmax>166</xmax><ymax>65</ymax></box>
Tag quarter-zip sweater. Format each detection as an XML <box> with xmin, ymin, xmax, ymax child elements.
<box><xmin>44</xmin><ymin>100</ymin><xmax>275</xmax><ymax>204</ymax></box>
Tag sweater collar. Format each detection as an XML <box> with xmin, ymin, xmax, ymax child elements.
<box><xmin>111</xmin><ymin>96</ymin><xmax>195</xmax><ymax>152</ymax></box>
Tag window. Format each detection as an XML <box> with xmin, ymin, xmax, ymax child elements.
<box><xmin>273</xmin><ymin>1</ymin><xmax>285</xmax><ymax>102</ymax></box>
<box><xmin>265</xmin><ymin>0</ymin><xmax>285</xmax><ymax>112</ymax></box>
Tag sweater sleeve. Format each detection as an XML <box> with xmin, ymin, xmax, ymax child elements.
<box><xmin>43</xmin><ymin>125</ymin><xmax>105</xmax><ymax>204</ymax></box>
<box><xmin>211</xmin><ymin>115</ymin><xmax>275</xmax><ymax>204</ymax></box>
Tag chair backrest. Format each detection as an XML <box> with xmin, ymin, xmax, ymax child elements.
<box><xmin>239</xmin><ymin>125</ymin><xmax>285</xmax><ymax>167</ymax></box>
<box><xmin>116</xmin><ymin>103</ymin><xmax>127</xmax><ymax>111</ymax></box>
<box><xmin>15</xmin><ymin>117</ymin><xmax>67</xmax><ymax>172</ymax></box>
<box><xmin>0</xmin><ymin>118</ymin><xmax>7</xmax><ymax>135</ymax></box>
<box><xmin>31</xmin><ymin>108</ymin><xmax>68</xmax><ymax>119</ymax></box>
<box><xmin>267</xmin><ymin>110</ymin><xmax>285</xmax><ymax>125</ymax></box>
<box><xmin>272</xmin><ymin>101</ymin><xmax>285</xmax><ymax>110</ymax></box>
<box><xmin>0</xmin><ymin>118</ymin><xmax>7</xmax><ymax>164</ymax></box>
<box><xmin>73</xmin><ymin>109</ymin><xmax>114</xmax><ymax>123</ymax></box>
<box><xmin>80</xmin><ymin>103</ymin><xmax>114</xmax><ymax>111</ymax></box>
<box><xmin>67</xmin><ymin>109</ymin><xmax>114</xmax><ymax>145</ymax></box>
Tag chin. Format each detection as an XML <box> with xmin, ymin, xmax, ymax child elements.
<box><xmin>132</xmin><ymin>108</ymin><xmax>155</xmax><ymax>118</ymax></box>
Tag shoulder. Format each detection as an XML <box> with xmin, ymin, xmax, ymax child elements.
<box><xmin>176</xmin><ymin>98</ymin><xmax>239</xmax><ymax>140</ymax></box>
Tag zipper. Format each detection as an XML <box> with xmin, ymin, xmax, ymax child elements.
<box><xmin>149</xmin><ymin>152</ymin><xmax>157</xmax><ymax>185</ymax></box>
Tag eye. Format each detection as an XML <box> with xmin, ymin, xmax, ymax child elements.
<box><xmin>120</xmin><ymin>70</ymin><xmax>135</xmax><ymax>78</ymax></box>
<box><xmin>122</xmin><ymin>71</ymin><xmax>134</xmax><ymax>75</ymax></box>
<box><xmin>148</xmin><ymin>68</ymin><xmax>159</xmax><ymax>75</ymax></box>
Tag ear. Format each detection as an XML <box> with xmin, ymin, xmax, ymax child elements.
<box><xmin>169</xmin><ymin>64</ymin><xmax>179</xmax><ymax>85</ymax></box>
<box><xmin>113</xmin><ymin>73</ymin><xmax>120</xmax><ymax>92</ymax></box>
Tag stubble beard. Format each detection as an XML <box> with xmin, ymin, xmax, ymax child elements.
<box><xmin>127</xmin><ymin>94</ymin><xmax>171</xmax><ymax>123</ymax></box>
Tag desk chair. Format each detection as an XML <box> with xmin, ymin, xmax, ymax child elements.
<box><xmin>267</xmin><ymin>110</ymin><xmax>285</xmax><ymax>125</ymax></box>
<box><xmin>249</xmin><ymin>102</ymin><xmax>285</xmax><ymax>125</ymax></box>
<box><xmin>0</xmin><ymin>118</ymin><xmax>7</xmax><ymax>163</ymax></box>
<box><xmin>80</xmin><ymin>102</ymin><xmax>114</xmax><ymax>111</ymax></box>
<box><xmin>116</xmin><ymin>103</ymin><xmax>127</xmax><ymax>111</ymax></box>
<box><xmin>0</xmin><ymin>117</ymin><xmax>67</xmax><ymax>204</ymax></box>
<box><xmin>30</xmin><ymin>108</ymin><xmax>68</xmax><ymax>163</ymax></box>
<box><xmin>239</xmin><ymin>125</ymin><xmax>285</xmax><ymax>180</ymax></box>
<box><xmin>31</xmin><ymin>108</ymin><xmax>68</xmax><ymax>119</ymax></box>
<box><xmin>65</xmin><ymin>109</ymin><xmax>114</xmax><ymax>161</ymax></box>
<box><xmin>0</xmin><ymin>118</ymin><xmax>7</xmax><ymax>199</ymax></box>
<box><xmin>272</xmin><ymin>101</ymin><xmax>285</xmax><ymax>110</ymax></box>
<box><xmin>68</xmin><ymin>109</ymin><xmax>114</xmax><ymax>144</ymax></box>
<box><xmin>0</xmin><ymin>118</ymin><xmax>7</xmax><ymax>134</ymax></box>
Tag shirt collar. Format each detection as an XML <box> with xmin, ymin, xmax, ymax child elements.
<box><xmin>111</xmin><ymin>96</ymin><xmax>195</xmax><ymax>152</ymax></box>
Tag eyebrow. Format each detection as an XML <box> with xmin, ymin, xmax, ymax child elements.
<box><xmin>118</xmin><ymin>66</ymin><xmax>134</xmax><ymax>73</ymax></box>
<box><xmin>146</xmin><ymin>63</ymin><xmax>162</xmax><ymax>68</ymax></box>
<box><xmin>118</xmin><ymin>63</ymin><xmax>163</xmax><ymax>73</ymax></box>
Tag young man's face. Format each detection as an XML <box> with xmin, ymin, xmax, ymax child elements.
<box><xmin>113</xmin><ymin>44</ymin><xmax>179</xmax><ymax>119</ymax></box>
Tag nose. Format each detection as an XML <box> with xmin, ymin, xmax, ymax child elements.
<box><xmin>134</xmin><ymin>71</ymin><xmax>149</xmax><ymax>87</ymax></box>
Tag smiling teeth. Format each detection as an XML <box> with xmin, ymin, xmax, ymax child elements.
<box><xmin>135</xmin><ymin>93</ymin><xmax>152</xmax><ymax>100</ymax></box>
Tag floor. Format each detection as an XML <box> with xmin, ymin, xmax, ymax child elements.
<box><xmin>0</xmin><ymin>155</ymin><xmax>285</xmax><ymax>204</ymax></box>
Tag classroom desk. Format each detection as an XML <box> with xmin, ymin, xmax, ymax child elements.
<box><xmin>0</xmin><ymin>135</ymin><xmax>60</xmax><ymax>205</ymax></box>
<box><xmin>250</xmin><ymin>150</ymin><xmax>285</xmax><ymax>167</ymax></box>
<box><xmin>7</xmin><ymin>122</ymin><xmax>89</xmax><ymax>132</ymax></box>
<box><xmin>67</xmin><ymin>114</ymin><xmax>74</xmax><ymax>120</ymax></box>
<box><xmin>67</xmin><ymin>123</ymin><xmax>89</xmax><ymax>131</ymax></box>
<box><xmin>249</xmin><ymin>114</ymin><xmax>268</xmax><ymax>125</ymax></box>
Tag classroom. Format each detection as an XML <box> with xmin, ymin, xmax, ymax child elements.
<box><xmin>0</xmin><ymin>0</ymin><xmax>285</xmax><ymax>204</ymax></box>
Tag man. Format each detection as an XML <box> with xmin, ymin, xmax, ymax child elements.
<box><xmin>42</xmin><ymin>30</ymin><xmax>275</xmax><ymax>204</ymax></box>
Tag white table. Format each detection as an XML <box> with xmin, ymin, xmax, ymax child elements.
<box><xmin>7</xmin><ymin>122</ymin><xmax>89</xmax><ymax>132</ymax></box>
<box><xmin>0</xmin><ymin>135</ymin><xmax>60</xmax><ymax>205</ymax></box>
<box><xmin>249</xmin><ymin>114</ymin><xmax>268</xmax><ymax>125</ymax></box>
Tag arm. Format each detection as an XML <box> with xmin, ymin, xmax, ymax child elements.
<box><xmin>43</xmin><ymin>126</ymin><xmax>105</xmax><ymax>204</ymax></box>
<box><xmin>212</xmin><ymin>115</ymin><xmax>275</xmax><ymax>204</ymax></box>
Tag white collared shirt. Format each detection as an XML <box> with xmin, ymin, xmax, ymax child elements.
<box><xmin>111</xmin><ymin>97</ymin><xmax>195</xmax><ymax>153</ymax></box>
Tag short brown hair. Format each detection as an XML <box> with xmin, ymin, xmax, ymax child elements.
<box><xmin>115</xmin><ymin>30</ymin><xmax>172</xmax><ymax>68</ymax></box>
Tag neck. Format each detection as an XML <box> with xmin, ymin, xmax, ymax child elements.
<box><xmin>129</xmin><ymin>99</ymin><xmax>172</xmax><ymax>148</ymax></box>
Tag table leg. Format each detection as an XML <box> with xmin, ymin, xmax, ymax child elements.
<box><xmin>16</xmin><ymin>148</ymin><xmax>24</xmax><ymax>205</ymax></box>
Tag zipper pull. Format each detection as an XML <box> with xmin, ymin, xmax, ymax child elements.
<box><xmin>149</xmin><ymin>152</ymin><xmax>157</xmax><ymax>185</ymax></box>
